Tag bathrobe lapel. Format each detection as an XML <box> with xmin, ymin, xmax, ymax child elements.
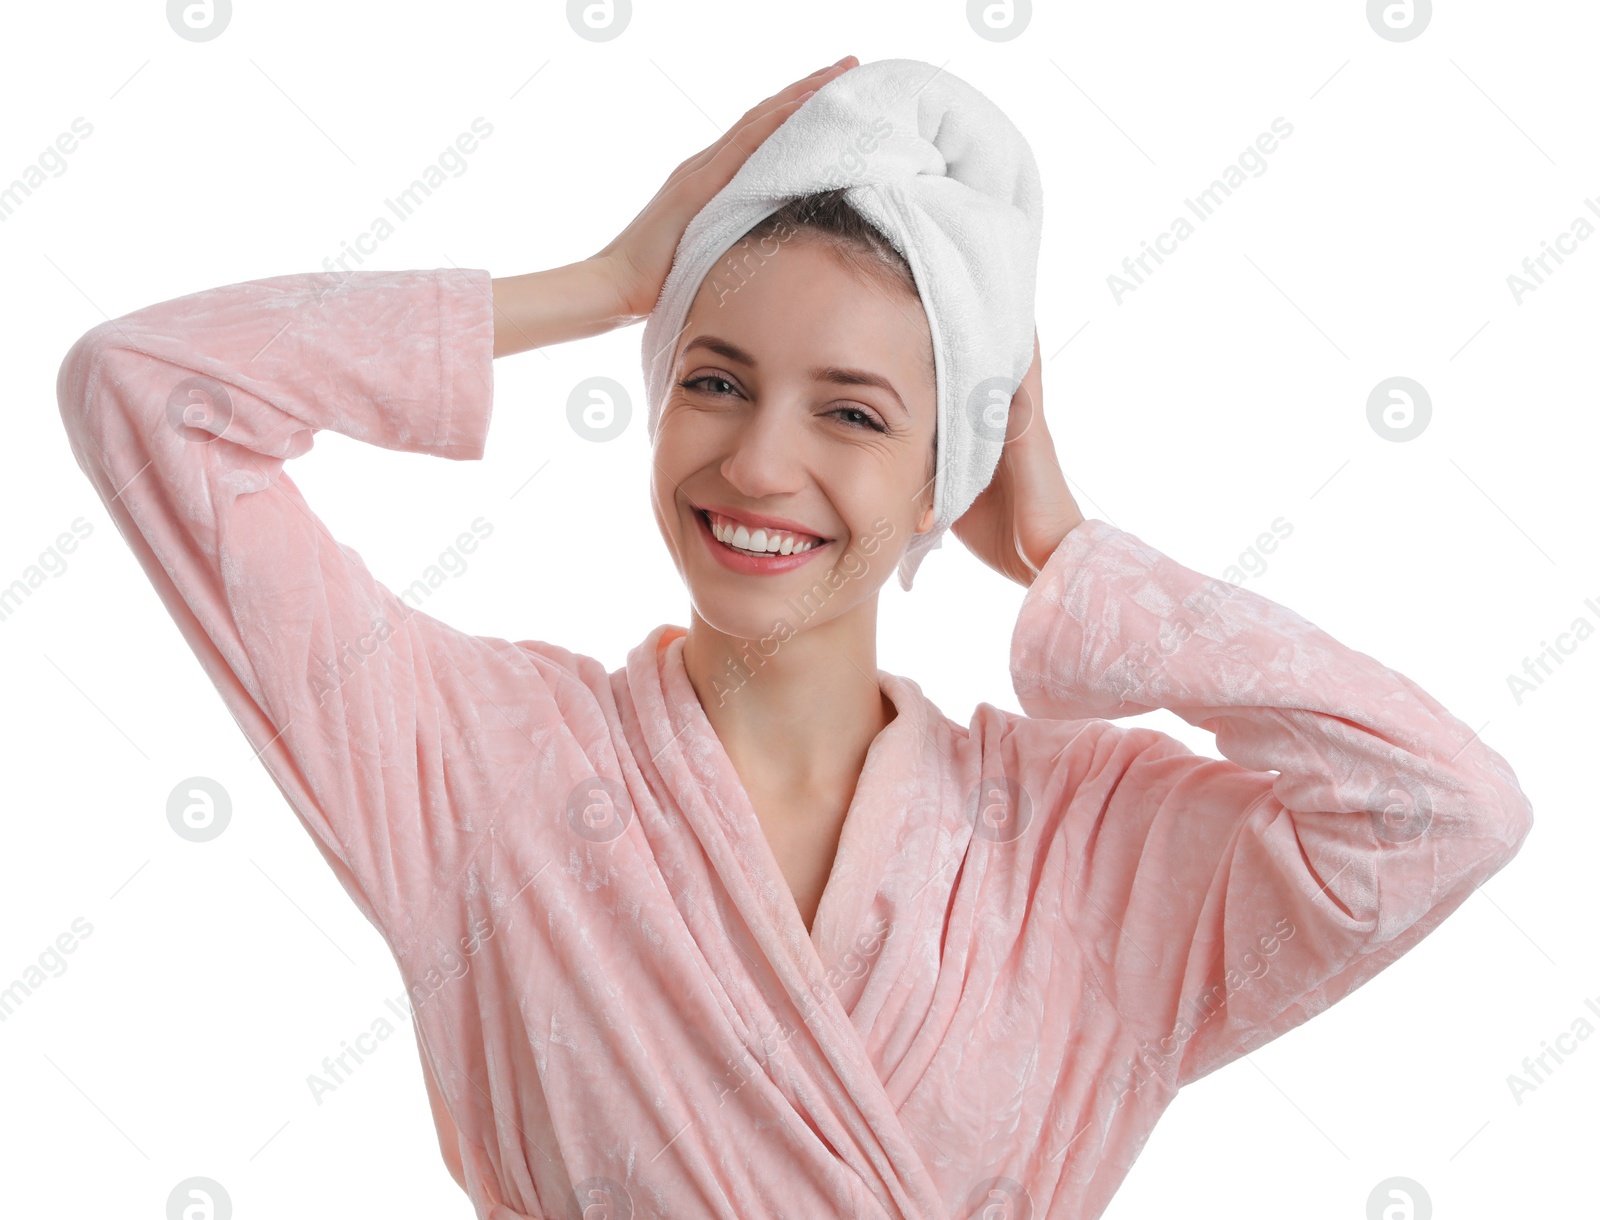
<box><xmin>615</xmin><ymin>625</ymin><xmax>952</xmax><ymax>1219</ymax></box>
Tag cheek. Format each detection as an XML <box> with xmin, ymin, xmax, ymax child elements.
<box><xmin>656</xmin><ymin>403</ymin><xmax>730</xmax><ymax>465</ymax></box>
<box><xmin>648</xmin><ymin>436</ymin><xmax>691</xmax><ymax>525</ymax></box>
<box><xmin>652</xmin><ymin>415</ymin><xmax>707</xmax><ymax>482</ymax></box>
<box><xmin>647</xmin><ymin>478</ymin><xmax>671</xmax><ymax>535</ymax></box>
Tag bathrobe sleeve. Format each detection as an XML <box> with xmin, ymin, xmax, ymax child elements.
<box><xmin>55</xmin><ymin>268</ymin><xmax>511</xmax><ymax>950</ymax></box>
<box><xmin>1008</xmin><ymin>518</ymin><xmax>1535</xmax><ymax>1091</ymax></box>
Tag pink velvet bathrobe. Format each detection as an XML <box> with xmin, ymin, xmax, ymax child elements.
<box><xmin>56</xmin><ymin>268</ymin><xmax>1534</xmax><ymax>1220</ymax></box>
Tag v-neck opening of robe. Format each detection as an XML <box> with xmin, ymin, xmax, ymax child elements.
<box><xmin>651</xmin><ymin>625</ymin><xmax>937</xmax><ymax>963</ymax></box>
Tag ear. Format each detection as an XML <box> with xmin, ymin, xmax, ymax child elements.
<box><xmin>914</xmin><ymin>498</ymin><xmax>936</xmax><ymax>535</ymax></box>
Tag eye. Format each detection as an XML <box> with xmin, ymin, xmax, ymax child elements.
<box><xmin>831</xmin><ymin>405</ymin><xmax>888</xmax><ymax>433</ymax></box>
<box><xmin>678</xmin><ymin>374</ymin><xmax>739</xmax><ymax>397</ymax></box>
<box><xmin>678</xmin><ymin>375</ymin><xmax>887</xmax><ymax>433</ymax></box>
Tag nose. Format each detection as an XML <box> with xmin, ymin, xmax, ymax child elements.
<box><xmin>719</xmin><ymin>398</ymin><xmax>807</xmax><ymax>500</ymax></box>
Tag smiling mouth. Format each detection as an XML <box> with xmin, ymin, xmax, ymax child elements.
<box><xmin>693</xmin><ymin>506</ymin><xmax>831</xmax><ymax>557</ymax></box>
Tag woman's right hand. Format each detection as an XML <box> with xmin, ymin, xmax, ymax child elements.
<box><xmin>592</xmin><ymin>55</ymin><xmax>859</xmax><ymax>320</ymax></box>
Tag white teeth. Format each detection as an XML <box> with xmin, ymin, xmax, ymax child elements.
<box><xmin>707</xmin><ymin>511</ymin><xmax>819</xmax><ymax>556</ymax></box>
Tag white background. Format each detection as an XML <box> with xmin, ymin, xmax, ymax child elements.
<box><xmin>1</xmin><ymin>1</ymin><xmax>1592</xmax><ymax>1216</ymax></box>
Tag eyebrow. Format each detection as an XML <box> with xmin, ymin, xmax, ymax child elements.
<box><xmin>679</xmin><ymin>335</ymin><xmax>909</xmax><ymax>419</ymax></box>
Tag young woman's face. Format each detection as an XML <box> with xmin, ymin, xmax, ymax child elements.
<box><xmin>651</xmin><ymin>234</ymin><xmax>938</xmax><ymax>642</ymax></box>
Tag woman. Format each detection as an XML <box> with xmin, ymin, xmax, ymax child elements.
<box><xmin>57</xmin><ymin>55</ymin><xmax>1532</xmax><ymax>1220</ymax></box>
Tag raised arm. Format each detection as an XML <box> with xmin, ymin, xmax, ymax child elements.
<box><xmin>55</xmin><ymin>266</ymin><xmax>538</xmax><ymax>946</ymax></box>
<box><xmin>53</xmin><ymin>56</ymin><xmax>866</xmax><ymax>1196</ymax></box>
<box><xmin>1008</xmin><ymin>519</ymin><xmax>1535</xmax><ymax>1095</ymax></box>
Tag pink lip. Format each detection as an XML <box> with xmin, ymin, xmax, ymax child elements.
<box><xmin>693</xmin><ymin>501</ymin><xmax>829</xmax><ymax>542</ymax></box>
<box><xmin>692</xmin><ymin>506</ymin><xmax>830</xmax><ymax>575</ymax></box>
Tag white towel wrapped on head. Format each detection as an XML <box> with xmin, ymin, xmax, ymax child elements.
<box><xmin>642</xmin><ymin>57</ymin><xmax>1044</xmax><ymax>591</ymax></box>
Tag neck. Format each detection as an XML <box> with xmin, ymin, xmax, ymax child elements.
<box><xmin>681</xmin><ymin>594</ymin><xmax>895</xmax><ymax>794</ymax></box>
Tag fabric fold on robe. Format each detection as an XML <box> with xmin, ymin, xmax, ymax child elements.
<box><xmin>56</xmin><ymin>266</ymin><xmax>1534</xmax><ymax>1220</ymax></box>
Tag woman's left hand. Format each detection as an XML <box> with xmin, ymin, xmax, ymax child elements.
<box><xmin>950</xmin><ymin>331</ymin><xmax>1085</xmax><ymax>587</ymax></box>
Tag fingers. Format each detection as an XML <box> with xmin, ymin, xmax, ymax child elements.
<box><xmin>647</xmin><ymin>57</ymin><xmax>858</xmax><ymax>254</ymax></box>
<box><xmin>732</xmin><ymin>57</ymin><xmax>857</xmax><ymax>147</ymax></box>
<box><xmin>716</xmin><ymin>92</ymin><xmax>813</xmax><ymax>164</ymax></box>
<box><xmin>1004</xmin><ymin>331</ymin><xmax>1046</xmax><ymax>447</ymax></box>
<box><xmin>756</xmin><ymin>55</ymin><xmax>859</xmax><ymax>116</ymax></box>
<box><xmin>695</xmin><ymin>57</ymin><xmax>857</xmax><ymax>166</ymax></box>
<box><xmin>712</xmin><ymin>62</ymin><xmax>845</xmax><ymax>160</ymax></box>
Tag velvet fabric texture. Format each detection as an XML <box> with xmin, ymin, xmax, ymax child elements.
<box><xmin>57</xmin><ymin>267</ymin><xmax>1533</xmax><ymax>1219</ymax></box>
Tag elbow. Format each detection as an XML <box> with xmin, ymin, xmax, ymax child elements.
<box><xmin>1415</xmin><ymin>721</ymin><xmax>1536</xmax><ymax>864</ymax></box>
<box><xmin>56</xmin><ymin>319</ymin><xmax>125</xmax><ymax>438</ymax></box>
<box><xmin>1487</xmin><ymin>775</ymin><xmax>1535</xmax><ymax>864</ymax></box>
<box><xmin>1441</xmin><ymin>761</ymin><xmax>1535</xmax><ymax>876</ymax></box>
<box><xmin>56</xmin><ymin>320</ymin><xmax>174</xmax><ymax>477</ymax></box>
<box><xmin>1466</xmin><ymin>737</ymin><xmax>1537</xmax><ymax>861</ymax></box>
<box><xmin>1369</xmin><ymin>767</ymin><xmax>1534</xmax><ymax>938</ymax></box>
<box><xmin>1380</xmin><ymin>741</ymin><xmax>1536</xmax><ymax>885</ymax></box>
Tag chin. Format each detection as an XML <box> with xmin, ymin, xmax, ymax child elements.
<box><xmin>687</xmin><ymin>582</ymin><xmax>801</xmax><ymax>643</ymax></box>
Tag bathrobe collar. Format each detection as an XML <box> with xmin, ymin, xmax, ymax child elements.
<box><xmin>615</xmin><ymin>623</ymin><xmax>958</xmax><ymax>1219</ymax></box>
<box><xmin>631</xmin><ymin>624</ymin><xmax>949</xmax><ymax>962</ymax></box>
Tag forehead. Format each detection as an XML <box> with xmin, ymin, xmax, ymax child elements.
<box><xmin>681</xmin><ymin>235</ymin><xmax>933</xmax><ymax>383</ymax></box>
